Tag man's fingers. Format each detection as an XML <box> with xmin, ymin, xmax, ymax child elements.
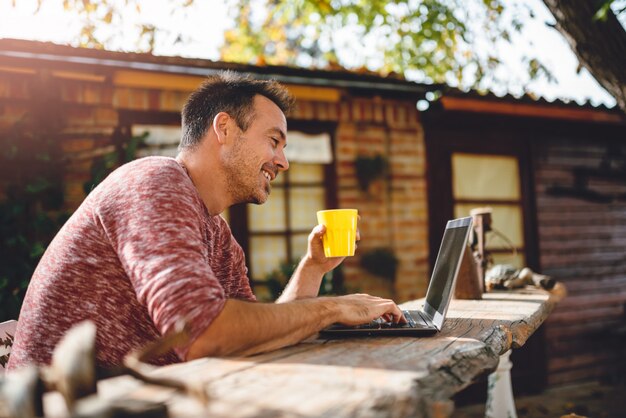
<box><xmin>384</xmin><ymin>301</ymin><xmax>406</xmax><ymax>323</ymax></box>
<box><xmin>337</xmin><ymin>294</ymin><xmax>406</xmax><ymax>325</ymax></box>
<box><xmin>395</xmin><ymin>309</ymin><xmax>407</xmax><ymax>324</ymax></box>
<box><xmin>311</xmin><ymin>224</ymin><xmax>325</xmax><ymax>238</ymax></box>
<box><xmin>368</xmin><ymin>297</ymin><xmax>405</xmax><ymax>323</ymax></box>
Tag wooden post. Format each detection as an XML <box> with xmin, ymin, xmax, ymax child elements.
<box><xmin>454</xmin><ymin>244</ymin><xmax>483</xmax><ymax>299</ymax></box>
<box><xmin>470</xmin><ymin>207</ymin><xmax>493</xmax><ymax>291</ymax></box>
<box><xmin>455</xmin><ymin>207</ymin><xmax>492</xmax><ymax>300</ymax></box>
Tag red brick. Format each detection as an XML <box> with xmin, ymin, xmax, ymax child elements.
<box><xmin>61</xmin><ymin>138</ymin><xmax>96</xmax><ymax>153</ymax></box>
<box><xmin>94</xmin><ymin>107</ymin><xmax>118</xmax><ymax>126</ymax></box>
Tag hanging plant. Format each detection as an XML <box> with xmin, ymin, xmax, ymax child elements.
<box><xmin>360</xmin><ymin>247</ymin><xmax>398</xmax><ymax>281</ymax></box>
<box><xmin>354</xmin><ymin>154</ymin><xmax>387</xmax><ymax>191</ymax></box>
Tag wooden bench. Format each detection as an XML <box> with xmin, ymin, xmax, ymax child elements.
<box><xmin>43</xmin><ymin>285</ymin><xmax>564</xmax><ymax>418</ymax></box>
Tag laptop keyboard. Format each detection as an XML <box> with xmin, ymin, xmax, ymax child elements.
<box><xmin>355</xmin><ymin>310</ymin><xmax>428</xmax><ymax>329</ymax></box>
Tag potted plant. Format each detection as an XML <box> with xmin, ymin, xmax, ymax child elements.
<box><xmin>354</xmin><ymin>154</ymin><xmax>387</xmax><ymax>192</ymax></box>
<box><xmin>360</xmin><ymin>247</ymin><xmax>398</xmax><ymax>281</ymax></box>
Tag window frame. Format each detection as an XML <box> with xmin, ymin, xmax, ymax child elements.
<box><xmin>451</xmin><ymin>153</ymin><xmax>527</xmax><ymax>264</ymax></box>
<box><xmin>424</xmin><ymin>118</ymin><xmax>539</xmax><ymax>275</ymax></box>
<box><xmin>228</xmin><ymin>120</ymin><xmax>338</xmax><ymax>288</ymax></box>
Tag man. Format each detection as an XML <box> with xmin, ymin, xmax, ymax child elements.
<box><xmin>8</xmin><ymin>72</ymin><xmax>404</xmax><ymax>370</ymax></box>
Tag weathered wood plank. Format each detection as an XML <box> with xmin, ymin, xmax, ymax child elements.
<box><xmin>42</xmin><ymin>287</ymin><xmax>563</xmax><ymax>418</ymax></box>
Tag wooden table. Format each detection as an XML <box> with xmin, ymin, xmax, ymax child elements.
<box><xmin>45</xmin><ymin>285</ymin><xmax>565</xmax><ymax>418</ymax></box>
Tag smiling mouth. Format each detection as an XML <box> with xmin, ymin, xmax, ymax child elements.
<box><xmin>262</xmin><ymin>169</ymin><xmax>274</xmax><ymax>182</ymax></box>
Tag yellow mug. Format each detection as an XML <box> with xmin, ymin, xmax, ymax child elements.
<box><xmin>316</xmin><ymin>209</ymin><xmax>358</xmax><ymax>257</ymax></box>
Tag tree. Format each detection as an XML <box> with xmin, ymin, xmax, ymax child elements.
<box><xmin>541</xmin><ymin>0</ymin><xmax>626</xmax><ymax>112</ymax></box>
<box><xmin>17</xmin><ymin>1</ymin><xmax>626</xmax><ymax>111</ymax></box>
<box><xmin>221</xmin><ymin>0</ymin><xmax>549</xmax><ymax>90</ymax></box>
<box><xmin>20</xmin><ymin>0</ymin><xmax>554</xmax><ymax>91</ymax></box>
<box><xmin>222</xmin><ymin>0</ymin><xmax>626</xmax><ymax>111</ymax></box>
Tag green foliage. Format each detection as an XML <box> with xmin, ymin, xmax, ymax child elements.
<box><xmin>22</xmin><ymin>1</ymin><xmax>624</xmax><ymax>89</ymax></box>
<box><xmin>360</xmin><ymin>247</ymin><xmax>398</xmax><ymax>281</ymax></box>
<box><xmin>221</xmin><ymin>0</ymin><xmax>532</xmax><ymax>88</ymax></box>
<box><xmin>263</xmin><ymin>261</ymin><xmax>345</xmax><ymax>301</ymax></box>
<box><xmin>354</xmin><ymin>154</ymin><xmax>387</xmax><ymax>191</ymax></box>
<box><xmin>318</xmin><ymin>265</ymin><xmax>346</xmax><ymax>296</ymax></box>
<box><xmin>0</xmin><ymin>96</ymin><xmax>146</xmax><ymax>322</ymax></box>
<box><xmin>594</xmin><ymin>0</ymin><xmax>625</xmax><ymax>21</ymax></box>
<box><xmin>0</xmin><ymin>85</ymin><xmax>67</xmax><ymax>322</ymax></box>
<box><xmin>264</xmin><ymin>261</ymin><xmax>298</xmax><ymax>300</ymax></box>
<box><xmin>84</xmin><ymin>131</ymin><xmax>148</xmax><ymax>194</ymax></box>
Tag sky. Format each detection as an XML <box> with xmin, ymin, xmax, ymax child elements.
<box><xmin>0</xmin><ymin>0</ymin><xmax>619</xmax><ymax>108</ymax></box>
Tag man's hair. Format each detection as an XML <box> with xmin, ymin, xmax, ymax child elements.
<box><xmin>180</xmin><ymin>71</ymin><xmax>295</xmax><ymax>150</ymax></box>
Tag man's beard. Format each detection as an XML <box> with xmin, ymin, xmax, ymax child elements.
<box><xmin>223</xmin><ymin>138</ymin><xmax>269</xmax><ymax>205</ymax></box>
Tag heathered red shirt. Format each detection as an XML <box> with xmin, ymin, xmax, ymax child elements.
<box><xmin>8</xmin><ymin>157</ymin><xmax>255</xmax><ymax>370</ymax></box>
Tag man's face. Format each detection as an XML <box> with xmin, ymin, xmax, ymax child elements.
<box><xmin>222</xmin><ymin>95</ymin><xmax>289</xmax><ymax>205</ymax></box>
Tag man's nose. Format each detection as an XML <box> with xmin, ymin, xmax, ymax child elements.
<box><xmin>275</xmin><ymin>148</ymin><xmax>289</xmax><ymax>172</ymax></box>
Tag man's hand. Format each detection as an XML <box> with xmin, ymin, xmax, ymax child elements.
<box><xmin>277</xmin><ymin>223</ymin><xmax>360</xmax><ymax>302</ymax></box>
<box><xmin>303</xmin><ymin>224</ymin><xmax>358</xmax><ymax>275</ymax></box>
<box><xmin>187</xmin><ymin>294</ymin><xmax>406</xmax><ymax>360</ymax></box>
<box><xmin>331</xmin><ymin>294</ymin><xmax>407</xmax><ymax>325</ymax></box>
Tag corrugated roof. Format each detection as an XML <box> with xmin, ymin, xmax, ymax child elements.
<box><xmin>0</xmin><ymin>38</ymin><xmax>435</xmax><ymax>97</ymax></box>
<box><xmin>0</xmin><ymin>38</ymin><xmax>621</xmax><ymax>116</ymax></box>
<box><xmin>438</xmin><ymin>86</ymin><xmax>618</xmax><ymax>112</ymax></box>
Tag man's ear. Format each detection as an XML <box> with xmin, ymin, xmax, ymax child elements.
<box><xmin>212</xmin><ymin>112</ymin><xmax>232</xmax><ymax>145</ymax></box>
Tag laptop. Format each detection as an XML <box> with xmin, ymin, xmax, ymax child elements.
<box><xmin>319</xmin><ymin>216</ymin><xmax>473</xmax><ymax>337</ymax></box>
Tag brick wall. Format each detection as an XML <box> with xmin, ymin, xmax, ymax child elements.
<box><xmin>293</xmin><ymin>97</ymin><xmax>429</xmax><ymax>301</ymax></box>
<box><xmin>0</xmin><ymin>69</ymin><xmax>430</xmax><ymax>303</ymax></box>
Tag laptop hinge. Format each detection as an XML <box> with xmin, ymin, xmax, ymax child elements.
<box><xmin>417</xmin><ymin>310</ymin><xmax>437</xmax><ymax>329</ymax></box>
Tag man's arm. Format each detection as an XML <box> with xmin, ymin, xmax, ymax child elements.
<box><xmin>186</xmin><ymin>294</ymin><xmax>404</xmax><ymax>360</ymax></box>
<box><xmin>277</xmin><ymin>225</ymin><xmax>352</xmax><ymax>302</ymax></box>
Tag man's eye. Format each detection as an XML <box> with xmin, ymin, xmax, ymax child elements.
<box><xmin>271</xmin><ymin>138</ymin><xmax>279</xmax><ymax>147</ymax></box>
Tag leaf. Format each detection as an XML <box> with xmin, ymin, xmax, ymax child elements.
<box><xmin>592</xmin><ymin>0</ymin><xmax>613</xmax><ymax>22</ymax></box>
<box><xmin>103</xmin><ymin>9</ymin><xmax>113</xmax><ymax>24</ymax></box>
<box><xmin>25</xmin><ymin>178</ymin><xmax>52</xmax><ymax>195</ymax></box>
<box><xmin>30</xmin><ymin>242</ymin><xmax>46</xmax><ymax>259</ymax></box>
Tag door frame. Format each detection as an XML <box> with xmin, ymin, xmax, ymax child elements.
<box><xmin>424</xmin><ymin>111</ymin><xmax>545</xmax><ymax>394</ymax></box>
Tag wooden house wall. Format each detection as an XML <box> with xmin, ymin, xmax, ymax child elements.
<box><xmin>423</xmin><ymin>107</ymin><xmax>626</xmax><ymax>389</ymax></box>
<box><xmin>532</xmin><ymin>132</ymin><xmax>626</xmax><ymax>386</ymax></box>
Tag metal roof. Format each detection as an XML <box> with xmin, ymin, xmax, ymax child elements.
<box><xmin>0</xmin><ymin>38</ymin><xmax>620</xmax><ymax>115</ymax></box>
<box><xmin>437</xmin><ymin>86</ymin><xmax>618</xmax><ymax>112</ymax></box>
<box><xmin>0</xmin><ymin>38</ymin><xmax>435</xmax><ymax>97</ymax></box>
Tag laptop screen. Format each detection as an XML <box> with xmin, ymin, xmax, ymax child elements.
<box><xmin>423</xmin><ymin>217</ymin><xmax>472</xmax><ymax>329</ymax></box>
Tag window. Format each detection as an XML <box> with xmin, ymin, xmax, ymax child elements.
<box><xmin>244</xmin><ymin>129</ymin><xmax>335</xmax><ymax>297</ymax></box>
<box><xmin>131</xmin><ymin>122</ymin><xmax>235</xmax><ymax>221</ymax></box>
<box><xmin>247</xmin><ymin>162</ymin><xmax>328</xmax><ymax>279</ymax></box>
<box><xmin>452</xmin><ymin>153</ymin><xmax>526</xmax><ymax>267</ymax></box>
<box><xmin>131</xmin><ymin>121</ymin><xmax>335</xmax><ymax>297</ymax></box>
<box><xmin>132</xmin><ymin>124</ymin><xmax>180</xmax><ymax>158</ymax></box>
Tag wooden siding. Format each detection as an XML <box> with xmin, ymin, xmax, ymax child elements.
<box><xmin>424</xmin><ymin>109</ymin><xmax>626</xmax><ymax>391</ymax></box>
<box><xmin>533</xmin><ymin>138</ymin><xmax>626</xmax><ymax>386</ymax></box>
